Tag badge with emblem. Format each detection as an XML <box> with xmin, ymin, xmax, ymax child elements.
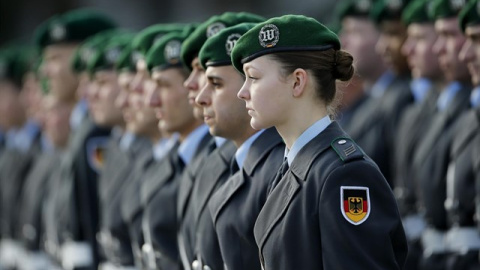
<box><xmin>207</xmin><ymin>22</ymin><xmax>226</xmax><ymax>38</ymax></box>
<box><xmin>259</xmin><ymin>24</ymin><xmax>279</xmax><ymax>48</ymax></box>
<box><xmin>164</xmin><ymin>40</ymin><xmax>182</xmax><ymax>65</ymax></box>
<box><xmin>81</xmin><ymin>47</ymin><xmax>95</xmax><ymax>64</ymax></box>
<box><xmin>105</xmin><ymin>47</ymin><xmax>121</xmax><ymax>65</ymax></box>
<box><xmin>225</xmin><ymin>33</ymin><xmax>242</xmax><ymax>56</ymax></box>
<box><xmin>450</xmin><ymin>0</ymin><xmax>465</xmax><ymax>12</ymax></box>
<box><xmin>86</xmin><ymin>137</ymin><xmax>109</xmax><ymax>174</ymax></box>
<box><xmin>341</xmin><ymin>186</ymin><xmax>370</xmax><ymax>225</ymax></box>
<box><xmin>356</xmin><ymin>0</ymin><xmax>371</xmax><ymax>12</ymax></box>
<box><xmin>50</xmin><ymin>23</ymin><xmax>67</xmax><ymax>42</ymax></box>
<box><xmin>387</xmin><ymin>0</ymin><xmax>403</xmax><ymax>11</ymax></box>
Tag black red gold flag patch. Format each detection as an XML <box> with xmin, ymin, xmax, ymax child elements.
<box><xmin>340</xmin><ymin>186</ymin><xmax>370</xmax><ymax>225</ymax></box>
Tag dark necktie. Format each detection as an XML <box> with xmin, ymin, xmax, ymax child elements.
<box><xmin>230</xmin><ymin>157</ymin><xmax>240</xmax><ymax>176</ymax></box>
<box><xmin>267</xmin><ymin>158</ymin><xmax>289</xmax><ymax>196</ymax></box>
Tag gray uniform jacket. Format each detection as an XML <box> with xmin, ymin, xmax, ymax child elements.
<box><xmin>209</xmin><ymin>128</ymin><xmax>284</xmax><ymax>270</ymax></box>
<box><xmin>254</xmin><ymin>122</ymin><xmax>407</xmax><ymax>270</ymax></box>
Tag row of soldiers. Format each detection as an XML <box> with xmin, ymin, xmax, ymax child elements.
<box><xmin>0</xmin><ymin>0</ymin><xmax>478</xmax><ymax>269</ymax></box>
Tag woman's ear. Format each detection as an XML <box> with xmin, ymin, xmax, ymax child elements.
<box><xmin>291</xmin><ymin>68</ymin><xmax>308</xmax><ymax>98</ymax></box>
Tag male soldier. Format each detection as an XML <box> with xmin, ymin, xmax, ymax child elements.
<box><xmin>336</xmin><ymin>0</ymin><xmax>386</xmax><ymax>131</ymax></box>
<box><xmin>347</xmin><ymin>0</ymin><xmax>414</xmax><ymax>186</ymax></box>
<box><xmin>394</xmin><ymin>0</ymin><xmax>444</xmax><ymax>268</ymax></box>
<box><xmin>86</xmin><ymin>32</ymin><xmax>155</xmax><ymax>269</ymax></box>
<box><xmin>17</xmin><ymin>94</ymin><xmax>74</xmax><ymax>270</ymax></box>
<box><xmin>0</xmin><ymin>47</ymin><xmax>43</xmax><ymax>270</ymax></box>
<box><xmin>412</xmin><ymin>0</ymin><xmax>473</xmax><ymax>268</ymax></box>
<box><xmin>35</xmin><ymin>9</ymin><xmax>116</xmax><ymax>270</ymax></box>
<box><xmin>117</xmin><ymin>24</ymin><xmax>202</xmax><ymax>269</ymax></box>
<box><xmin>194</xmin><ymin>22</ymin><xmax>278</xmax><ymax>270</ymax></box>
<box><xmin>177</xmin><ymin>13</ymin><xmax>265</xmax><ymax>270</ymax></box>
<box><xmin>438</xmin><ymin>1</ymin><xmax>480</xmax><ymax>269</ymax></box>
<box><xmin>137</xmin><ymin>28</ymin><xmax>209</xmax><ymax>270</ymax></box>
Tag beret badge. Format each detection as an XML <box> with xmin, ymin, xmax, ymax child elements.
<box><xmin>50</xmin><ymin>23</ymin><xmax>67</xmax><ymax>41</ymax></box>
<box><xmin>225</xmin><ymin>33</ymin><xmax>242</xmax><ymax>56</ymax></box>
<box><xmin>164</xmin><ymin>40</ymin><xmax>182</xmax><ymax>64</ymax></box>
<box><xmin>206</xmin><ymin>22</ymin><xmax>226</xmax><ymax>38</ymax></box>
<box><xmin>258</xmin><ymin>24</ymin><xmax>279</xmax><ymax>48</ymax></box>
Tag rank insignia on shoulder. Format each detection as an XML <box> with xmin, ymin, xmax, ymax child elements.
<box><xmin>341</xmin><ymin>186</ymin><xmax>370</xmax><ymax>225</ymax></box>
<box><xmin>331</xmin><ymin>137</ymin><xmax>363</xmax><ymax>162</ymax></box>
<box><xmin>86</xmin><ymin>137</ymin><xmax>109</xmax><ymax>174</ymax></box>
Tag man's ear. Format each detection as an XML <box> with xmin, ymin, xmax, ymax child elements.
<box><xmin>291</xmin><ymin>68</ymin><xmax>308</xmax><ymax>98</ymax></box>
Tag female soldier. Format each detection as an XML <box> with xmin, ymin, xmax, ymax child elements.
<box><xmin>232</xmin><ymin>15</ymin><xmax>408</xmax><ymax>270</ymax></box>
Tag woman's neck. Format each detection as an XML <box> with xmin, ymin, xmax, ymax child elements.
<box><xmin>276</xmin><ymin>102</ymin><xmax>328</xmax><ymax>149</ymax></box>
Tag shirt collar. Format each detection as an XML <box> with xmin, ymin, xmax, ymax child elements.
<box><xmin>410</xmin><ymin>78</ymin><xmax>433</xmax><ymax>103</ymax></box>
<box><xmin>235</xmin><ymin>129</ymin><xmax>265</xmax><ymax>169</ymax></box>
<box><xmin>119</xmin><ymin>132</ymin><xmax>136</xmax><ymax>152</ymax></box>
<box><xmin>69</xmin><ymin>99</ymin><xmax>89</xmax><ymax>130</ymax></box>
<box><xmin>153</xmin><ymin>133</ymin><xmax>179</xmax><ymax>161</ymax></box>
<box><xmin>471</xmin><ymin>86</ymin><xmax>480</xmax><ymax>108</ymax></box>
<box><xmin>285</xmin><ymin>115</ymin><xmax>332</xmax><ymax>166</ymax></box>
<box><xmin>370</xmin><ymin>71</ymin><xmax>395</xmax><ymax>98</ymax></box>
<box><xmin>178</xmin><ymin>124</ymin><xmax>209</xmax><ymax>165</ymax></box>
<box><xmin>7</xmin><ymin>120</ymin><xmax>41</xmax><ymax>153</ymax></box>
<box><xmin>214</xmin><ymin>136</ymin><xmax>227</xmax><ymax>148</ymax></box>
<box><xmin>41</xmin><ymin>135</ymin><xmax>54</xmax><ymax>153</ymax></box>
<box><xmin>437</xmin><ymin>81</ymin><xmax>462</xmax><ymax>112</ymax></box>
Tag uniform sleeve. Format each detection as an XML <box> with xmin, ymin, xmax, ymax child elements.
<box><xmin>318</xmin><ymin>160</ymin><xmax>408</xmax><ymax>270</ymax></box>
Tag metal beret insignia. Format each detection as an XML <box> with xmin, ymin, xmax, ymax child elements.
<box><xmin>50</xmin><ymin>23</ymin><xmax>67</xmax><ymax>41</ymax></box>
<box><xmin>258</xmin><ymin>24</ymin><xmax>279</xmax><ymax>48</ymax></box>
<box><xmin>206</xmin><ymin>22</ymin><xmax>226</xmax><ymax>38</ymax></box>
<box><xmin>164</xmin><ymin>40</ymin><xmax>182</xmax><ymax>64</ymax></box>
<box><xmin>225</xmin><ymin>33</ymin><xmax>242</xmax><ymax>56</ymax></box>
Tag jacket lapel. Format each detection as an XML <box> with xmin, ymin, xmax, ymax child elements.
<box><xmin>176</xmin><ymin>134</ymin><xmax>214</xmax><ymax>221</ymax></box>
<box><xmin>254</xmin><ymin>122</ymin><xmax>346</xmax><ymax>253</ymax></box>
<box><xmin>194</xmin><ymin>141</ymin><xmax>236</xmax><ymax>223</ymax></box>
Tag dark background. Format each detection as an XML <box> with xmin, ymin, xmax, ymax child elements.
<box><xmin>0</xmin><ymin>0</ymin><xmax>338</xmax><ymax>47</ymax></box>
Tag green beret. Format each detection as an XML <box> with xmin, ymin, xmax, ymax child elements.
<box><xmin>87</xmin><ymin>33</ymin><xmax>134</xmax><ymax>75</ymax></box>
<box><xmin>402</xmin><ymin>0</ymin><xmax>434</xmax><ymax>25</ymax></box>
<box><xmin>459</xmin><ymin>0</ymin><xmax>480</xmax><ymax>32</ymax></box>
<box><xmin>181</xmin><ymin>12</ymin><xmax>265</xmax><ymax>70</ymax></box>
<box><xmin>336</xmin><ymin>0</ymin><xmax>377</xmax><ymax>20</ymax></box>
<box><xmin>0</xmin><ymin>46</ymin><xmax>37</xmax><ymax>88</ymax></box>
<box><xmin>231</xmin><ymin>15</ymin><xmax>341</xmax><ymax>74</ymax></box>
<box><xmin>130</xmin><ymin>23</ymin><xmax>190</xmax><ymax>63</ymax></box>
<box><xmin>430</xmin><ymin>0</ymin><xmax>467</xmax><ymax>19</ymax></box>
<box><xmin>71</xmin><ymin>29</ymin><xmax>120</xmax><ymax>73</ymax></box>
<box><xmin>199</xmin><ymin>23</ymin><xmax>258</xmax><ymax>69</ymax></box>
<box><xmin>115</xmin><ymin>43</ymin><xmax>135</xmax><ymax>73</ymax></box>
<box><xmin>145</xmin><ymin>30</ymin><xmax>192</xmax><ymax>72</ymax></box>
<box><xmin>371</xmin><ymin>0</ymin><xmax>413</xmax><ymax>23</ymax></box>
<box><xmin>34</xmin><ymin>8</ymin><xmax>117</xmax><ymax>49</ymax></box>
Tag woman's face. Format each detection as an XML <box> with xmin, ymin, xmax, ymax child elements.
<box><xmin>237</xmin><ymin>55</ymin><xmax>291</xmax><ymax>130</ymax></box>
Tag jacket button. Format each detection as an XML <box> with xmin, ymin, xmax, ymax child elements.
<box><xmin>203</xmin><ymin>266</ymin><xmax>212</xmax><ymax>270</ymax></box>
<box><xmin>338</xmin><ymin>139</ymin><xmax>347</xmax><ymax>145</ymax></box>
<box><xmin>192</xmin><ymin>260</ymin><xmax>200</xmax><ymax>270</ymax></box>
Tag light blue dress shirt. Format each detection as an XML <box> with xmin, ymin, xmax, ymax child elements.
<box><xmin>410</xmin><ymin>78</ymin><xmax>432</xmax><ymax>104</ymax></box>
<box><xmin>234</xmin><ymin>129</ymin><xmax>265</xmax><ymax>169</ymax></box>
<box><xmin>437</xmin><ymin>81</ymin><xmax>462</xmax><ymax>112</ymax></box>
<box><xmin>153</xmin><ymin>133</ymin><xmax>179</xmax><ymax>161</ymax></box>
<box><xmin>370</xmin><ymin>71</ymin><xmax>395</xmax><ymax>98</ymax></box>
<box><xmin>471</xmin><ymin>86</ymin><xmax>480</xmax><ymax>108</ymax></box>
<box><xmin>69</xmin><ymin>99</ymin><xmax>89</xmax><ymax>130</ymax></box>
<box><xmin>285</xmin><ymin>115</ymin><xmax>332</xmax><ymax>166</ymax></box>
<box><xmin>178</xmin><ymin>124</ymin><xmax>209</xmax><ymax>165</ymax></box>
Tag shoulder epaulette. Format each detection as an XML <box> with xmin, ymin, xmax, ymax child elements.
<box><xmin>330</xmin><ymin>137</ymin><xmax>364</xmax><ymax>162</ymax></box>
